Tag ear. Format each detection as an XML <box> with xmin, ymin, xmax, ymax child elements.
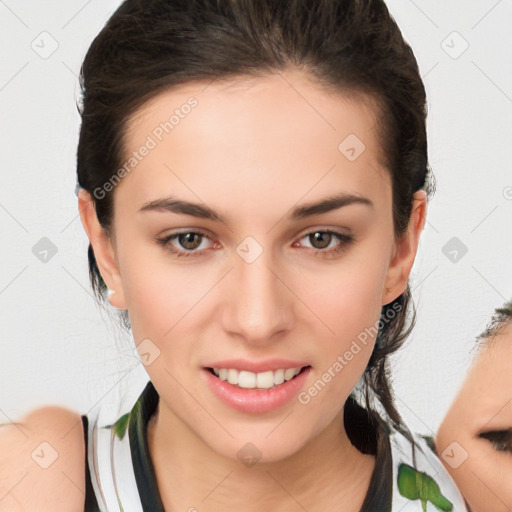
<box><xmin>382</xmin><ymin>189</ymin><xmax>427</xmax><ymax>305</ymax></box>
<box><xmin>77</xmin><ymin>189</ymin><xmax>127</xmax><ymax>309</ymax></box>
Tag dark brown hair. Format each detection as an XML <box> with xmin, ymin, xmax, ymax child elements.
<box><xmin>476</xmin><ymin>298</ymin><xmax>512</xmax><ymax>347</ymax></box>
<box><xmin>76</xmin><ymin>0</ymin><xmax>433</xmax><ymax>443</ymax></box>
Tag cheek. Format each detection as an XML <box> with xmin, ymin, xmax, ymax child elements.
<box><xmin>456</xmin><ymin>441</ymin><xmax>512</xmax><ymax>512</ymax></box>
<box><xmin>119</xmin><ymin>225</ymin><xmax>391</xmax><ymax>350</ymax></box>
<box><xmin>116</xmin><ymin>240</ymin><xmax>204</xmax><ymax>339</ymax></box>
<box><xmin>301</xmin><ymin>250</ymin><xmax>390</xmax><ymax>340</ymax></box>
<box><xmin>293</xmin><ymin>255</ymin><xmax>388</xmax><ymax>393</ymax></box>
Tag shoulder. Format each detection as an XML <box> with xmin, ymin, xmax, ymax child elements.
<box><xmin>0</xmin><ymin>406</ymin><xmax>86</xmax><ymax>512</ymax></box>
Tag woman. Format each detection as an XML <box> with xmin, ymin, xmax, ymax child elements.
<box><xmin>437</xmin><ymin>300</ymin><xmax>512</xmax><ymax>512</ymax></box>
<box><xmin>0</xmin><ymin>0</ymin><xmax>467</xmax><ymax>510</ymax></box>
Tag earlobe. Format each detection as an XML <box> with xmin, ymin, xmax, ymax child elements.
<box><xmin>382</xmin><ymin>190</ymin><xmax>428</xmax><ymax>305</ymax></box>
<box><xmin>77</xmin><ymin>189</ymin><xmax>127</xmax><ymax>309</ymax></box>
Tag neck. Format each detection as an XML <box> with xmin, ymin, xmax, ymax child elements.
<box><xmin>147</xmin><ymin>401</ymin><xmax>376</xmax><ymax>512</ymax></box>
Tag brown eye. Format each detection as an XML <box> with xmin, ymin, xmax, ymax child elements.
<box><xmin>309</xmin><ymin>231</ymin><xmax>333</xmax><ymax>249</ymax></box>
<box><xmin>479</xmin><ymin>428</ymin><xmax>512</xmax><ymax>453</ymax></box>
<box><xmin>177</xmin><ymin>232</ymin><xmax>203</xmax><ymax>250</ymax></box>
<box><xmin>155</xmin><ymin>230</ymin><xmax>215</xmax><ymax>258</ymax></box>
<box><xmin>296</xmin><ymin>229</ymin><xmax>354</xmax><ymax>258</ymax></box>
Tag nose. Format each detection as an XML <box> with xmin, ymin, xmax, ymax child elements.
<box><xmin>221</xmin><ymin>249</ymin><xmax>294</xmax><ymax>345</ymax></box>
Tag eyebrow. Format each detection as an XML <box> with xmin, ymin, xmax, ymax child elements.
<box><xmin>138</xmin><ymin>192</ymin><xmax>373</xmax><ymax>223</ymax></box>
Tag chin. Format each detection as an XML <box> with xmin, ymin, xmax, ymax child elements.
<box><xmin>204</xmin><ymin>429</ymin><xmax>310</xmax><ymax>466</ymax></box>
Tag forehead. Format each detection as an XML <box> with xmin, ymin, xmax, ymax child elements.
<box><xmin>115</xmin><ymin>69</ymin><xmax>390</xmax><ymax>221</ymax></box>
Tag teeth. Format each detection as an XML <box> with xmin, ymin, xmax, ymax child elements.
<box><xmin>239</xmin><ymin>371</ymin><xmax>256</xmax><ymax>388</ymax></box>
<box><xmin>227</xmin><ymin>368</ymin><xmax>238</xmax><ymax>385</ymax></box>
<box><xmin>211</xmin><ymin>366</ymin><xmax>304</xmax><ymax>389</ymax></box>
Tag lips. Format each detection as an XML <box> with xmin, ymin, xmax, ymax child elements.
<box><xmin>203</xmin><ymin>358</ymin><xmax>311</xmax><ymax>373</ymax></box>
<box><xmin>202</xmin><ymin>364</ymin><xmax>312</xmax><ymax>413</ymax></box>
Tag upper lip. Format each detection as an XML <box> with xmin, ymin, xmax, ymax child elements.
<box><xmin>204</xmin><ymin>358</ymin><xmax>311</xmax><ymax>373</ymax></box>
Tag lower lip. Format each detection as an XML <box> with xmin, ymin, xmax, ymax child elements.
<box><xmin>202</xmin><ymin>367</ymin><xmax>311</xmax><ymax>414</ymax></box>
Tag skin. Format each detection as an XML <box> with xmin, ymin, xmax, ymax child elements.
<box><xmin>437</xmin><ymin>323</ymin><xmax>512</xmax><ymax>512</ymax></box>
<box><xmin>78</xmin><ymin>68</ymin><xmax>427</xmax><ymax>511</ymax></box>
<box><xmin>0</xmin><ymin>407</ymin><xmax>87</xmax><ymax>511</ymax></box>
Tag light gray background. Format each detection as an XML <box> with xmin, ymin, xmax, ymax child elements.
<box><xmin>1</xmin><ymin>0</ymin><xmax>511</xmax><ymax>436</ymax></box>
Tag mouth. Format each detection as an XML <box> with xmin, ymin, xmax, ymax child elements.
<box><xmin>204</xmin><ymin>365</ymin><xmax>311</xmax><ymax>390</ymax></box>
<box><xmin>202</xmin><ymin>364</ymin><xmax>312</xmax><ymax>414</ymax></box>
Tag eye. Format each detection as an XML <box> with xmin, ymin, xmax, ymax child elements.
<box><xmin>478</xmin><ymin>428</ymin><xmax>512</xmax><ymax>453</ymax></box>
<box><xmin>294</xmin><ymin>229</ymin><xmax>354</xmax><ymax>257</ymax></box>
<box><xmin>155</xmin><ymin>228</ymin><xmax>354</xmax><ymax>258</ymax></box>
<box><xmin>155</xmin><ymin>230</ymin><xmax>215</xmax><ymax>257</ymax></box>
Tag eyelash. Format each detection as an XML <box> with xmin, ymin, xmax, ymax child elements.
<box><xmin>155</xmin><ymin>229</ymin><xmax>354</xmax><ymax>259</ymax></box>
<box><xmin>479</xmin><ymin>429</ymin><xmax>512</xmax><ymax>453</ymax></box>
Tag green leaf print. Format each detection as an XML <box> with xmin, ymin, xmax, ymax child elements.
<box><xmin>111</xmin><ymin>412</ymin><xmax>130</xmax><ymax>440</ymax></box>
<box><xmin>420</xmin><ymin>435</ymin><xmax>437</xmax><ymax>455</ymax></box>
<box><xmin>397</xmin><ymin>463</ymin><xmax>453</xmax><ymax>512</ymax></box>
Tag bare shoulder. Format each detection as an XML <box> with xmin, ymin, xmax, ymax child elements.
<box><xmin>0</xmin><ymin>406</ymin><xmax>86</xmax><ymax>512</ymax></box>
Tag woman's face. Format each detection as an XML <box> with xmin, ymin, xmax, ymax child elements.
<box><xmin>437</xmin><ymin>324</ymin><xmax>512</xmax><ymax>512</ymax></box>
<box><xmin>80</xmin><ymin>69</ymin><xmax>425</xmax><ymax>462</ymax></box>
